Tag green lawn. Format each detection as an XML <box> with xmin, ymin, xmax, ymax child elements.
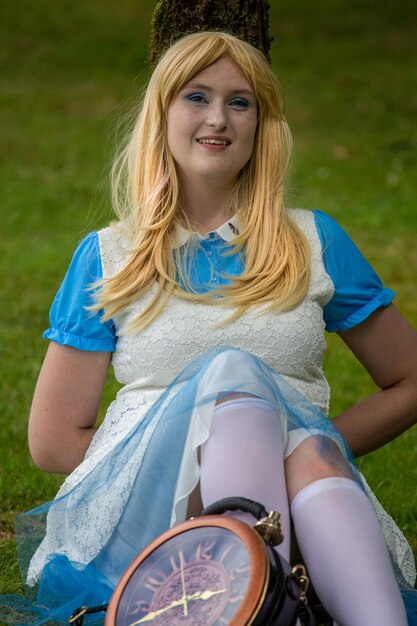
<box><xmin>1</xmin><ymin>0</ymin><xmax>416</xmax><ymax>613</ymax></box>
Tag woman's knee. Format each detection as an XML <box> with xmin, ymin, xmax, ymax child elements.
<box><xmin>285</xmin><ymin>436</ymin><xmax>353</xmax><ymax>502</ymax></box>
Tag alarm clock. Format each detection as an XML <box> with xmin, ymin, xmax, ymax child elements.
<box><xmin>104</xmin><ymin>512</ymin><xmax>309</xmax><ymax>626</ymax></box>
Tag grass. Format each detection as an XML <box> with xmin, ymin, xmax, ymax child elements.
<box><xmin>0</xmin><ymin>0</ymin><xmax>416</xmax><ymax>618</ymax></box>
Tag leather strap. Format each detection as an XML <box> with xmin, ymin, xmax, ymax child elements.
<box><xmin>201</xmin><ymin>496</ymin><xmax>268</xmax><ymax>520</ymax></box>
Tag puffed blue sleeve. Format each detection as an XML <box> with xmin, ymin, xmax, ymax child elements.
<box><xmin>313</xmin><ymin>210</ymin><xmax>395</xmax><ymax>333</ymax></box>
<box><xmin>43</xmin><ymin>232</ymin><xmax>117</xmax><ymax>351</ymax></box>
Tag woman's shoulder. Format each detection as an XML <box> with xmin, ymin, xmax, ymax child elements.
<box><xmin>63</xmin><ymin>230</ymin><xmax>101</xmax><ymax>279</ymax></box>
<box><xmin>97</xmin><ymin>220</ymin><xmax>133</xmax><ymax>278</ymax></box>
<box><xmin>286</xmin><ymin>207</ymin><xmax>313</xmax><ymax>224</ymax></box>
<box><xmin>286</xmin><ymin>208</ymin><xmax>323</xmax><ymax>248</ymax></box>
<box><xmin>286</xmin><ymin>208</ymin><xmax>346</xmax><ymax>249</ymax></box>
<box><xmin>287</xmin><ymin>207</ymin><xmax>320</xmax><ymax>230</ymax></box>
<box><xmin>66</xmin><ymin>226</ymin><xmax>125</xmax><ymax>279</ymax></box>
<box><xmin>287</xmin><ymin>207</ymin><xmax>332</xmax><ymax>227</ymax></box>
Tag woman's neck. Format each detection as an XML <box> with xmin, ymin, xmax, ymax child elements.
<box><xmin>179</xmin><ymin>176</ymin><xmax>235</xmax><ymax>234</ymax></box>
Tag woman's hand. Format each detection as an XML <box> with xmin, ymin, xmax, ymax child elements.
<box><xmin>334</xmin><ymin>304</ymin><xmax>417</xmax><ymax>457</ymax></box>
<box><xmin>28</xmin><ymin>342</ymin><xmax>112</xmax><ymax>474</ymax></box>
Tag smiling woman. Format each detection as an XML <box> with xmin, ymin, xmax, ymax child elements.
<box><xmin>166</xmin><ymin>57</ymin><xmax>258</xmax><ymax>215</ymax></box>
<box><xmin>2</xmin><ymin>25</ymin><xmax>417</xmax><ymax>626</ymax></box>
<box><xmin>96</xmin><ymin>31</ymin><xmax>304</xmax><ymax>332</ymax></box>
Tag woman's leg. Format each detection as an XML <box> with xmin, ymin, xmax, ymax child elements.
<box><xmin>199</xmin><ymin>396</ymin><xmax>291</xmax><ymax>560</ymax></box>
<box><xmin>286</xmin><ymin>438</ymin><xmax>408</xmax><ymax>626</ymax></box>
<box><xmin>198</xmin><ymin>393</ymin><xmax>407</xmax><ymax>626</ymax></box>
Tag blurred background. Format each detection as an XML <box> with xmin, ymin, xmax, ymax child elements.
<box><xmin>1</xmin><ymin>0</ymin><xmax>416</xmax><ymax>590</ymax></box>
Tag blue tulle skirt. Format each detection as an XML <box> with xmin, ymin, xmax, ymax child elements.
<box><xmin>1</xmin><ymin>347</ymin><xmax>416</xmax><ymax>625</ymax></box>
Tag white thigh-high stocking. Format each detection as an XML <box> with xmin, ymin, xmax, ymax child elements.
<box><xmin>291</xmin><ymin>476</ymin><xmax>407</xmax><ymax>626</ymax></box>
<box><xmin>200</xmin><ymin>397</ymin><xmax>291</xmax><ymax>560</ymax></box>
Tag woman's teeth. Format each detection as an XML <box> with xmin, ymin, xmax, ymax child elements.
<box><xmin>197</xmin><ymin>139</ymin><xmax>230</xmax><ymax>145</ymax></box>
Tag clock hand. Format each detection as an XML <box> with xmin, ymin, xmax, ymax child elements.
<box><xmin>186</xmin><ymin>588</ymin><xmax>227</xmax><ymax>602</ymax></box>
<box><xmin>129</xmin><ymin>597</ymin><xmax>185</xmax><ymax>625</ymax></box>
<box><xmin>129</xmin><ymin>588</ymin><xmax>228</xmax><ymax>624</ymax></box>
<box><xmin>130</xmin><ymin>551</ymin><xmax>191</xmax><ymax>625</ymax></box>
<box><xmin>179</xmin><ymin>550</ymin><xmax>188</xmax><ymax>616</ymax></box>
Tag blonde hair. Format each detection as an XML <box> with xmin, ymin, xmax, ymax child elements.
<box><xmin>94</xmin><ymin>31</ymin><xmax>311</xmax><ymax>329</ymax></box>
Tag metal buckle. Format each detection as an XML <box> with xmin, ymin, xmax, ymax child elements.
<box><xmin>291</xmin><ymin>564</ymin><xmax>310</xmax><ymax>606</ymax></box>
<box><xmin>253</xmin><ymin>510</ymin><xmax>284</xmax><ymax>546</ymax></box>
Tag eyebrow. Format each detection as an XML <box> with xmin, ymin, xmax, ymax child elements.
<box><xmin>183</xmin><ymin>82</ymin><xmax>255</xmax><ymax>97</ymax></box>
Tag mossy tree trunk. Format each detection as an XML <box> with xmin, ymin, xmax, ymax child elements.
<box><xmin>149</xmin><ymin>0</ymin><xmax>272</xmax><ymax>64</ymax></box>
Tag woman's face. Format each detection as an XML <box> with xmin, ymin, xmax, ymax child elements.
<box><xmin>166</xmin><ymin>57</ymin><xmax>258</xmax><ymax>188</ymax></box>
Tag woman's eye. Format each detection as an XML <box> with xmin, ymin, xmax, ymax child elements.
<box><xmin>186</xmin><ymin>93</ymin><xmax>208</xmax><ymax>104</ymax></box>
<box><xmin>229</xmin><ymin>98</ymin><xmax>250</xmax><ymax>108</ymax></box>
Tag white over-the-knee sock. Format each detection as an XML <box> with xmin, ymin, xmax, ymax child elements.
<box><xmin>291</xmin><ymin>476</ymin><xmax>407</xmax><ymax>626</ymax></box>
<box><xmin>200</xmin><ymin>397</ymin><xmax>291</xmax><ymax>560</ymax></box>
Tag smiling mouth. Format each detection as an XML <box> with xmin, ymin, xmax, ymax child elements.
<box><xmin>197</xmin><ymin>139</ymin><xmax>231</xmax><ymax>146</ymax></box>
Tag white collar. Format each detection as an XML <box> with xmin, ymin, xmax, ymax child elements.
<box><xmin>173</xmin><ymin>214</ymin><xmax>241</xmax><ymax>249</ymax></box>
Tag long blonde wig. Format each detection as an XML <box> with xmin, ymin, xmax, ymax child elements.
<box><xmin>94</xmin><ymin>31</ymin><xmax>311</xmax><ymax>330</ymax></box>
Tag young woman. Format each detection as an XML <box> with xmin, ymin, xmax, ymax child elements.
<box><xmin>11</xmin><ymin>32</ymin><xmax>417</xmax><ymax>625</ymax></box>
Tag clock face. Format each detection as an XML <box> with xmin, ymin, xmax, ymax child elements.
<box><xmin>115</xmin><ymin>526</ymin><xmax>254</xmax><ymax>626</ymax></box>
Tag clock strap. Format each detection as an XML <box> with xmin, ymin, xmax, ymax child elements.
<box><xmin>287</xmin><ymin>564</ymin><xmax>317</xmax><ymax>625</ymax></box>
<box><xmin>201</xmin><ymin>496</ymin><xmax>268</xmax><ymax>519</ymax></box>
<box><xmin>295</xmin><ymin>603</ymin><xmax>316</xmax><ymax>625</ymax></box>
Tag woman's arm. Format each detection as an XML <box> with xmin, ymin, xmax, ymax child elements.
<box><xmin>28</xmin><ymin>342</ymin><xmax>112</xmax><ymax>474</ymax></box>
<box><xmin>333</xmin><ymin>303</ymin><xmax>417</xmax><ymax>457</ymax></box>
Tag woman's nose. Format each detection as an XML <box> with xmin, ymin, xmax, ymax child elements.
<box><xmin>206</xmin><ymin>103</ymin><xmax>227</xmax><ymax>128</ymax></box>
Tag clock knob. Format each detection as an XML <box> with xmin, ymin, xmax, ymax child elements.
<box><xmin>253</xmin><ymin>510</ymin><xmax>284</xmax><ymax>546</ymax></box>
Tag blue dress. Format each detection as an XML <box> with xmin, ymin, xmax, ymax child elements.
<box><xmin>2</xmin><ymin>209</ymin><xmax>416</xmax><ymax>625</ymax></box>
